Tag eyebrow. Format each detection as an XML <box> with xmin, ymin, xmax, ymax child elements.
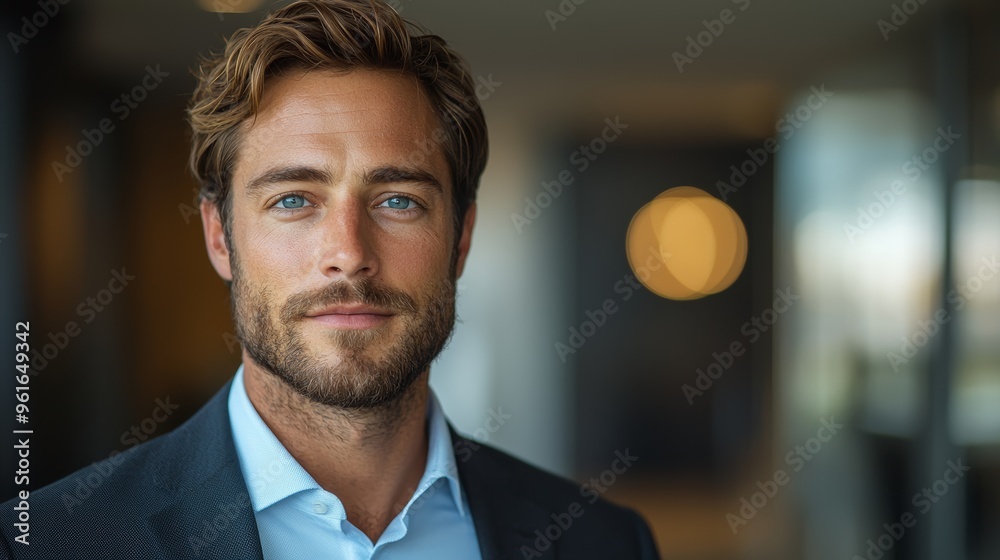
<box><xmin>245</xmin><ymin>166</ymin><xmax>332</xmax><ymax>199</ymax></box>
<box><xmin>244</xmin><ymin>165</ymin><xmax>445</xmax><ymax>199</ymax></box>
<box><xmin>360</xmin><ymin>166</ymin><xmax>444</xmax><ymax>194</ymax></box>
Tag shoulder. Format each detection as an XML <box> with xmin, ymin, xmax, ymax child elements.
<box><xmin>0</xmin><ymin>428</ymin><xmax>177</xmax><ymax>558</ymax></box>
<box><xmin>466</xmin><ymin>437</ymin><xmax>651</xmax><ymax>524</ymax></box>
<box><xmin>452</xmin><ymin>431</ymin><xmax>660</xmax><ymax>559</ymax></box>
<box><xmin>0</xmin><ymin>383</ymin><xmax>238</xmax><ymax>559</ymax></box>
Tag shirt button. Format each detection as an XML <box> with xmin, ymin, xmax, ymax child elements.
<box><xmin>313</xmin><ymin>502</ymin><xmax>328</xmax><ymax>515</ymax></box>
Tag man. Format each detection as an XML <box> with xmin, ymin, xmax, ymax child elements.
<box><xmin>1</xmin><ymin>1</ymin><xmax>660</xmax><ymax>558</ymax></box>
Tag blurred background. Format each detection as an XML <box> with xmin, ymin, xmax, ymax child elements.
<box><xmin>2</xmin><ymin>0</ymin><xmax>1000</xmax><ymax>558</ymax></box>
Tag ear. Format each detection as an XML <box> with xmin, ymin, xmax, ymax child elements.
<box><xmin>453</xmin><ymin>202</ymin><xmax>476</xmax><ymax>279</ymax></box>
<box><xmin>200</xmin><ymin>198</ymin><xmax>233</xmax><ymax>282</ymax></box>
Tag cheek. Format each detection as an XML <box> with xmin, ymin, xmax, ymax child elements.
<box><xmin>235</xmin><ymin>217</ymin><xmax>317</xmax><ymax>290</ymax></box>
<box><xmin>377</xmin><ymin>224</ymin><xmax>452</xmax><ymax>280</ymax></box>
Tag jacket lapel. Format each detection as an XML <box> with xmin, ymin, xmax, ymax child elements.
<box><xmin>145</xmin><ymin>381</ymin><xmax>264</xmax><ymax>559</ymax></box>
<box><xmin>452</xmin><ymin>427</ymin><xmax>560</xmax><ymax>560</ymax></box>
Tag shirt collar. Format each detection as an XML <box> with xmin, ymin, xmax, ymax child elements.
<box><xmin>227</xmin><ymin>364</ymin><xmax>467</xmax><ymax>517</ymax></box>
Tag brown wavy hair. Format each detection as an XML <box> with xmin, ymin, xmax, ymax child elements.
<box><xmin>187</xmin><ymin>0</ymin><xmax>488</xmax><ymax>248</ymax></box>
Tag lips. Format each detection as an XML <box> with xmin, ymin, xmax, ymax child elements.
<box><xmin>305</xmin><ymin>304</ymin><xmax>394</xmax><ymax>318</ymax></box>
<box><xmin>304</xmin><ymin>304</ymin><xmax>395</xmax><ymax>329</ymax></box>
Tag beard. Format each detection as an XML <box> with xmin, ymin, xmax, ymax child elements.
<box><xmin>230</xmin><ymin>255</ymin><xmax>458</xmax><ymax>410</ymax></box>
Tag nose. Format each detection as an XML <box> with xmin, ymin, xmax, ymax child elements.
<box><xmin>317</xmin><ymin>199</ymin><xmax>379</xmax><ymax>281</ymax></box>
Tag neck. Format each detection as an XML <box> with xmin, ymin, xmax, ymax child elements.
<box><xmin>241</xmin><ymin>355</ymin><xmax>430</xmax><ymax>543</ymax></box>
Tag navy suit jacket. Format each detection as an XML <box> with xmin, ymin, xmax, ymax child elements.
<box><xmin>1</xmin><ymin>381</ymin><xmax>660</xmax><ymax>559</ymax></box>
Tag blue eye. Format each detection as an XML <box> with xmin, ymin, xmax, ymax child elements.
<box><xmin>381</xmin><ymin>196</ymin><xmax>416</xmax><ymax>210</ymax></box>
<box><xmin>276</xmin><ymin>195</ymin><xmax>308</xmax><ymax>209</ymax></box>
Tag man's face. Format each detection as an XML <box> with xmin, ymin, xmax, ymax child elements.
<box><xmin>205</xmin><ymin>69</ymin><xmax>473</xmax><ymax>409</ymax></box>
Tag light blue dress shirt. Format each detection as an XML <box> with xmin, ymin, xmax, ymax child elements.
<box><xmin>227</xmin><ymin>365</ymin><xmax>483</xmax><ymax>560</ymax></box>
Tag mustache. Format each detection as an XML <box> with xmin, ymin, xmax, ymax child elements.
<box><xmin>280</xmin><ymin>278</ymin><xmax>418</xmax><ymax>322</ymax></box>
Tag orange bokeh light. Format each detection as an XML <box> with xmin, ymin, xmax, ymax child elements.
<box><xmin>627</xmin><ymin>187</ymin><xmax>747</xmax><ymax>300</ymax></box>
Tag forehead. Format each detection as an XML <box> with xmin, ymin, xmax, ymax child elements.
<box><xmin>235</xmin><ymin>68</ymin><xmax>450</xmax><ymax>188</ymax></box>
